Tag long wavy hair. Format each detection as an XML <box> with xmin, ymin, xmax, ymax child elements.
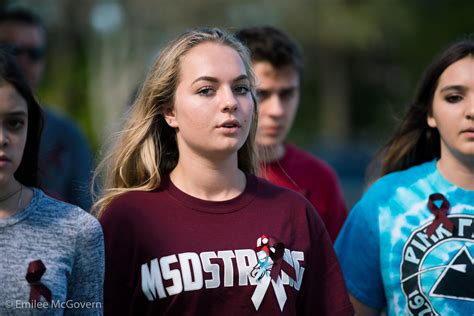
<box><xmin>93</xmin><ymin>28</ymin><xmax>258</xmax><ymax>216</ymax></box>
<box><xmin>0</xmin><ymin>49</ymin><xmax>43</xmax><ymax>187</ymax></box>
<box><xmin>370</xmin><ymin>38</ymin><xmax>474</xmax><ymax>178</ymax></box>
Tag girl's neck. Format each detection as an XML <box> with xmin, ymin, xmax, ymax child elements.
<box><xmin>0</xmin><ymin>179</ymin><xmax>24</xmax><ymax>219</ymax></box>
<box><xmin>437</xmin><ymin>155</ymin><xmax>474</xmax><ymax>191</ymax></box>
<box><xmin>169</xmin><ymin>153</ymin><xmax>246</xmax><ymax>201</ymax></box>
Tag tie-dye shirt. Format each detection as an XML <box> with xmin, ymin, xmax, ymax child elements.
<box><xmin>335</xmin><ymin>160</ymin><xmax>474</xmax><ymax>316</ymax></box>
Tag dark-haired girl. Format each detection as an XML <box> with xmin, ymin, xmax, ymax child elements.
<box><xmin>335</xmin><ymin>38</ymin><xmax>474</xmax><ymax>315</ymax></box>
<box><xmin>0</xmin><ymin>50</ymin><xmax>103</xmax><ymax>315</ymax></box>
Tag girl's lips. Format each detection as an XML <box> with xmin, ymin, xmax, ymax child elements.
<box><xmin>461</xmin><ymin>130</ymin><xmax>474</xmax><ymax>138</ymax></box>
<box><xmin>217</xmin><ymin>126</ymin><xmax>241</xmax><ymax>135</ymax></box>
<box><xmin>218</xmin><ymin>119</ymin><xmax>241</xmax><ymax>128</ymax></box>
<box><xmin>461</xmin><ymin>127</ymin><xmax>474</xmax><ymax>135</ymax></box>
<box><xmin>0</xmin><ymin>158</ymin><xmax>10</xmax><ymax>168</ymax></box>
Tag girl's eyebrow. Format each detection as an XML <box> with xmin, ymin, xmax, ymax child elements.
<box><xmin>192</xmin><ymin>74</ymin><xmax>249</xmax><ymax>85</ymax></box>
<box><xmin>3</xmin><ymin>110</ymin><xmax>28</xmax><ymax>117</ymax></box>
<box><xmin>192</xmin><ymin>76</ymin><xmax>219</xmax><ymax>85</ymax></box>
<box><xmin>439</xmin><ymin>85</ymin><xmax>467</xmax><ymax>93</ymax></box>
<box><xmin>232</xmin><ymin>74</ymin><xmax>249</xmax><ymax>82</ymax></box>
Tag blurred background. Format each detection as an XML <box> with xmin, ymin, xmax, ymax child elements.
<box><xmin>2</xmin><ymin>0</ymin><xmax>473</xmax><ymax>207</ymax></box>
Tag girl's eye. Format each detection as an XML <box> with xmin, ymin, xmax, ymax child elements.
<box><xmin>445</xmin><ymin>94</ymin><xmax>463</xmax><ymax>103</ymax></box>
<box><xmin>197</xmin><ymin>87</ymin><xmax>215</xmax><ymax>96</ymax></box>
<box><xmin>7</xmin><ymin>118</ymin><xmax>25</xmax><ymax>130</ymax></box>
<box><xmin>234</xmin><ymin>85</ymin><xmax>250</xmax><ymax>95</ymax></box>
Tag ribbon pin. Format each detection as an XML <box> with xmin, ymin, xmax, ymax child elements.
<box><xmin>26</xmin><ymin>259</ymin><xmax>52</xmax><ymax>304</ymax></box>
<box><xmin>251</xmin><ymin>235</ymin><xmax>297</xmax><ymax>312</ymax></box>
<box><xmin>426</xmin><ymin>193</ymin><xmax>454</xmax><ymax>237</ymax></box>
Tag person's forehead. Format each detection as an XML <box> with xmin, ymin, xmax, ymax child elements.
<box><xmin>253</xmin><ymin>62</ymin><xmax>297</xmax><ymax>77</ymax></box>
<box><xmin>179</xmin><ymin>42</ymin><xmax>246</xmax><ymax>80</ymax></box>
<box><xmin>437</xmin><ymin>56</ymin><xmax>474</xmax><ymax>87</ymax></box>
<box><xmin>0</xmin><ymin>83</ymin><xmax>27</xmax><ymax>111</ymax></box>
<box><xmin>0</xmin><ymin>21</ymin><xmax>45</xmax><ymax>45</ymax></box>
<box><xmin>253</xmin><ymin>61</ymin><xmax>299</xmax><ymax>87</ymax></box>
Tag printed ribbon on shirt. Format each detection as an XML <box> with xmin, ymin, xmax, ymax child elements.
<box><xmin>26</xmin><ymin>260</ymin><xmax>52</xmax><ymax>304</ymax></box>
<box><xmin>426</xmin><ymin>193</ymin><xmax>454</xmax><ymax>237</ymax></box>
<box><xmin>250</xmin><ymin>235</ymin><xmax>296</xmax><ymax>311</ymax></box>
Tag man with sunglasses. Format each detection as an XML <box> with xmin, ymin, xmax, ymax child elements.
<box><xmin>0</xmin><ymin>8</ymin><xmax>93</xmax><ymax>210</ymax></box>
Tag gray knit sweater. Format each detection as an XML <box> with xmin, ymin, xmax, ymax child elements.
<box><xmin>0</xmin><ymin>188</ymin><xmax>104</xmax><ymax>315</ymax></box>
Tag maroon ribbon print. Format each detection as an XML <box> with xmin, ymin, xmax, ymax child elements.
<box><xmin>426</xmin><ymin>193</ymin><xmax>454</xmax><ymax>237</ymax></box>
<box><xmin>256</xmin><ymin>236</ymin><xmax>296</xmax><ymax>282</ymax></box>
<box><xmin>25</xmin><ymin>259</ymin><xmax>52</xmax><ymax>304</ymax></box>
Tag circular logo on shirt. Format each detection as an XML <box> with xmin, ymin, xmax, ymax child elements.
<box><xmin>400</xmin><ymin>214</ymin><xmax>474</xmax><ymax>315</ymax></box>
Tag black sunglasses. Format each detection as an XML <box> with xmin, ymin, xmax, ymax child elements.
<box><xmin>0</xmin><ymin>43</ymin><xmax>45</xmax><ymax>62</ymax></box>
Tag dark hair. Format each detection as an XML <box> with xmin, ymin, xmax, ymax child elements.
<box><xmin>375</xmin><ymin>37</ymin><xmax>474</xmax><ymax>177</ymax></box>
<box><xmin>235</xmin><ymin>26</ymin><xmax>303</xmax><ymax>74</ymax></box>
<box><xmin>0</xmin><ymin>48</ymin><xmax>43</xmax><ymax>186</ymax></box>
<box><xmin>0</xmin><ymin>7</ymin><xmax>44</xmax><ymax>30</ymax></box>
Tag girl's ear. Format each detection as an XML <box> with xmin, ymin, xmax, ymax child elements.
<box><xmin>427</xmin><ymin>112</ymin><xmax>437</xmax><ymax>128</ymax></box>
<box><xmin>163</xmin><ymin>107</ymin><xmax>178</xmax><ymax>128</ymax></box>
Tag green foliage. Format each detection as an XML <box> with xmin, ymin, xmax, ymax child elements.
<box><xmin>9</xmin><ymin>0</ymin><xmax>474</xmax><ymax>152</ymax></box>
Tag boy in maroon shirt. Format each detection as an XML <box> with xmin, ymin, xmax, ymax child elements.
<box><xmin>236</xmin><ymin>27</ymin><xmax>347</xmax><ymax>241</ymax></box>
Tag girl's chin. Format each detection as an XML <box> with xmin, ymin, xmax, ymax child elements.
<box><xmin>205</xmin><ymin>145</ymin><xmax>244</xmax><ymax>157</ymax></box>
<box><xmin>0</xmin><ymin>175</ymin><xmax>14</xmax><ymax>188</ymax></box>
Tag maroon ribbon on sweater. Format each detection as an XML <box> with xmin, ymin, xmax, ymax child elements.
<box><xmin>26</xmin><ymin>260</ymin><xmax>52</xmax><ymax>304</ymax></box>
<box><xmin>426</xmin><ymin>193</ymin><xmax>453</xmax><ymax>237</ymax></box>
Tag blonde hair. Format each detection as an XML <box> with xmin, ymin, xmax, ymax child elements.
<box><xmin>93</xmin><ymin>28</ymin><xmax>258</xmax><ymax>217</ymax></box>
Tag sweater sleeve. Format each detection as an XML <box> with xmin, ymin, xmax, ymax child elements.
<box><xmin>297</xmin><ymin>204</ymin><xmax>354</xmax><ymax>315</ymax></box>
<box><xmin>66</xmin><ymin>212</ymin><xmax>104</xmax><ymax>315</ymax></box>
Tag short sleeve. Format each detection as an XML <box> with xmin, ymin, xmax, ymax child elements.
<box><xmin>334</xmin><ymin>197</ymin><xmax>385</xmax><ymax>309</ymax></box>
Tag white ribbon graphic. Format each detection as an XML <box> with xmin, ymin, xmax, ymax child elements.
<box><xmin>251</xmin><ymin>257</ymin><xmax>287</xmax><ymax>311</ymax></box>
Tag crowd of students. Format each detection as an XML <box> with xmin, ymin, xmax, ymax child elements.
<box><xmin>0</xmin><ymin>7</ymin><xmax>473</xmax><ymax>316</ymax></box>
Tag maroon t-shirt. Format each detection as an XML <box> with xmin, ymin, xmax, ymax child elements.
<box><xmin>100</xmin><ymin>174</ymin><xmax>353</xmax><ymax>315</ymax></box>
<box><xmin>259</xmin><ymin>144</ymin><xmax>347</xmax><ymax>242</ymax></box>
